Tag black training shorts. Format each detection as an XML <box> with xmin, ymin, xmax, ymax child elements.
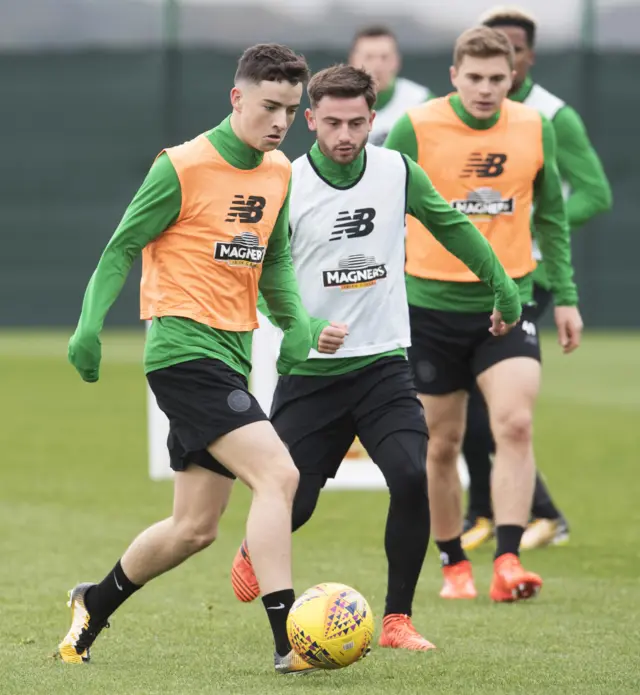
<box><xmin>407</xmin><ymin>305</ymin><xmax>541</xmax><ymax>395</ymax></box>
<box><xmin>147</xmin><ymin>358</ymin><xmax>268</xmax><ymax>479</ymax></box>
<box><xmin>270</xmin><ymin>356</ymin><xmax>428</xmax><ymax>481</ymax></box>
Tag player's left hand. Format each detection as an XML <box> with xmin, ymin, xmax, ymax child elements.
<box><xmin>554</xmin><ymin>305</ymin><xmax>583</xmax><ymax>354</ymax></box>
<box><xmin>489</xmin><ymin>309</ymin><xmax>518</xmax><ymax>337</ymax></box>
<box><xmin>68</xmin><ymin>330</ymin><xmax>102</xmax><ymax>382</ymax></box>
<box><xmin>317</xmin><ymin>322</ymin><xmax>349</xmax><ymax>354</ymax></box>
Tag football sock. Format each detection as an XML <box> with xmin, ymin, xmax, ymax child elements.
<box><xmin>495</xmin><ymin>525</ymin><xmax>525</xmax><ymax>559</ymax></box>
<box><xmin>262</xmin><ymin>589</ymin><xmax>295</xmax><ymax>657</ymax></box>
<box><xmin>436</xmin><ymin>537</ymin><xmax>468</xmax><ymax>567</ymax></box>
<box><xmin>84</xmin><ymin>560</ymin><xmax>141</xmax><ymax>623</ymax></box>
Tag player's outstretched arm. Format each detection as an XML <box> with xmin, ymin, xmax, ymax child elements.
<box><xmin>68</xmin><ymin>154</ymin><xmax>181</xmax><ymax>382</ymax></box>
<box><xmin>554</xmin><ymin>106</ymin><xmax>612</xmax><ymax>231</ymax></box>
<box><xmin>533</xmin><ymin>115</ymin><xmax>583</xmax><ymax>353</ymax></box>
<box><xmin>404</xmin><ymin>157</ymin><xmax>521</xmax><ymax>327</ymax></box>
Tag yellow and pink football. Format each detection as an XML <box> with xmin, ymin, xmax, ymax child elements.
<box><xmin>287</xmin><ymin>582</ymin><xmax>374</xmax><ymax>669</ymax></box>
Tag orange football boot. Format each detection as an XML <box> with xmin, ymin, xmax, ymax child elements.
<box><xmin>378</xmin><ymin>614</ymin><xmax>436</xmax><ymax>651</ymax></box>
<box><xmin>231</xmin><ymin>539</ymin><xmax>260</xmax><ymax>603</ymax></box>
<box><xmin>440</xmin><ymin>560</ymin><xmax>478</xmax><ymax>599</ymax></box>
<box><xmin>490</xmin><ymin>553</ymin><xmax>542</xmax><ymax>602</ymax></box>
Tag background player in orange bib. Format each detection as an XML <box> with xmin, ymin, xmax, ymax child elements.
<box><xmin>460</xmin><ymin>6</ymin><xmax>613</xmax><ymax>552</ymax></box>
<box><xmin>58</xmin><ymin>44</ymin><xmax>344</xmax><ymax>674</ymax></box>
<box><xmin>385</xmin><ymin>27</ymin><xmax>583</xmax><ymax>602</ymax></box>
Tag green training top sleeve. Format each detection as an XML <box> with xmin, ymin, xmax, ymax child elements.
<box><xmin>258</xmin><ymin>181</ymin><xmax>321</xmax><ymax>373</ymax></box>
<box><xmin>533</xmin><ymin>115</ymin><xmax>579</xmax><ymax>306</ymax></box>
<box><xmin>553</xmin><ymin>105</ymin><xmax>613</xmax><ymax>230</ymax></box>
<box><xmin>68</xmin><ymin>152</ymin><xmax>181</xmax><ymax>381</ymax></box>
<box><xmin>75</xmin><ymin>153</ymin><xmax>180</xmax><ymax>337</ymax></box>
<box><xmin>383</xmin><ymin>113</ymin><xmax>419</xmax><ymax>162</ymax></box>
<box><xmin>404</xmin><ymin>157</ymin><xmax>522</xmax><ymax>323</ymax></box>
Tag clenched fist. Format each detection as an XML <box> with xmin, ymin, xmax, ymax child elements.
<box><xmin>317</xmin><ymin>322</ymin><xmax>349</xmax><ymax>354</ymax></box>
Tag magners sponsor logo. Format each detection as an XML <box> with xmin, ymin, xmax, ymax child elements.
<box><xmin>322</xmin><ymin>254</ymin><xmax>387</xmax><ymax>290</ymax></box>
<box><xmin>450</xmin><ymin>188</ymin><xmax>515</xmax><ymax>218</ymax></box>
<box><xmin>214</xmin><ymin>232</ymin><xmax>265</xmax><ymax>267</ymax></box>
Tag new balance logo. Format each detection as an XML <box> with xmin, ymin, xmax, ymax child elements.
<box><xmin>225</xmin><ymin>195</ymin><xmax>266</xmax><ymax>223</ymax></box>
<box><xmin>461</xmin><ymin>153</ymin><xmax>507</xmax><ymax>179</ymax></box>
<box><xmin>330</xmin><ymin>208</ymin><xmax>376</xmax><ymax>241</ymax></box>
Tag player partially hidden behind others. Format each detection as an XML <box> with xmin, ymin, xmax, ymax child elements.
<box><xmin>349</xmin><ymin>25</ymin><xmax>434</xmax><ymax>146</ymax></box>
<box><xmin>460</xmin><ymin>5</ymin><xmax>613</xmax><ymax>553</ymax></box>
<box><xmin>58</xmin><ymin>43</ymin><xmax>345</xmax><ymax>675</ymax></box>
<box><xmin>385</xmin><ymin>27</ymin><xmax>583</xmax><ymax>601</ymax></box>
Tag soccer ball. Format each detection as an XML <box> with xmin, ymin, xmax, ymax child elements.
<box><xmin>287</xmin><ymin>582</ymin><xmax>374</xmax><ymax>669</ymax></box>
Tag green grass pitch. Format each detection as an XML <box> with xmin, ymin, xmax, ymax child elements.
<box><xmin>0</xmin><ymin>330</ymin><xmax>638</xmax><ymax>694</ymax></box>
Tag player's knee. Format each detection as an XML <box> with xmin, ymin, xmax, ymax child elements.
<box><xmin>389</xmin><ymin>464</ymin><xmax>427</xmax><ymax>502</ymax></box>
<box><xmin>256</xmin><ymin>454</ymin><xmax>300</xmax><ymax>502</ymax></box>
<box><xmin>494</xmin><ymin>409</ymin><xmax>533</xmax><ymax>447</ymax></box>
<box><xmin>175</xmin><ymin>517</ymin><xmax>219</xmax><ymax>554</ymax></box>
<box><xmin>278</xmin><ymin>457</ymin><xmax>300</xmax><ymax>500</ymax></box>
<box><xmin>428</xmin><ymin>431</ymin><xmax>463</xmax><ymax>468</ymax></box>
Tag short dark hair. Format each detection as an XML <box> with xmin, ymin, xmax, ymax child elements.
<box><xmin>350</xmin><ymin>25</ymin><xmax>398</xmax><ymax>53</ymax></box>
<box><xmin>480</xmin><ymin>6</ymin><xmax>537</xmax><ymax>47</ymax></box>
<box><xmin>235</xmin><ymin>43</ymin><xmax>310</xmax><ymax>86</ymax></box>
<box><xmin>453</xmin><ymin>26</ymin><xmax>515</xmax><ymax>70</ymax></box>
<box><xmin>307</xmin><ymin>64</ymin><xmax>376</xmax><ymax>110</ymax></box>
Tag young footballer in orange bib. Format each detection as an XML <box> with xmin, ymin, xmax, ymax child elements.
<box><xmin>59</xmin><ymin>44</ymin><xmax>344</xmax><ymax>675</ymax></box>
<box><xmin>385</xmin><ymin>27</ymin><xmax>583</xmax><ymax>602</ymax></box>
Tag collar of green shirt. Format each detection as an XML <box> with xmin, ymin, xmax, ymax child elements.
<box><xmin>374</xmin><ymin>79</ymin><xmax>396</xmax><ymax>110</ymax></box>
<box><xmin>308</xmin><ymin>140</ymin><xmax>365</xmax><ymax>187</ymax></box>
<box><xmin>509</xmin><ymin>74</ymin><xmax>534</xmax><ymax>103</ymax></box>
<box><xmin>448</xmin><ymin>93</ymin><xmax>501</xmax><ymax>130</ymax></box>
<box><xmin>205</xmin><ymin>115</ymin><xmax>265</xmax><ymax>170</ymax></box>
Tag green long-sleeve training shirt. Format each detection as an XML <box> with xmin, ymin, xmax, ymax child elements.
<box><xmin>260</xmin><ymin>140</ymin><xmax>521</xmax><ymax>377</ymax></box>
<box><xmin>384</xmin><ymin>93</ymin><xmax>579</xmax><ymax>311</ymax></box>
<box><xmin>72</xmin><ymin>116</ymin><xmax>319</xmax><ymax>380</ymax></box>
<box><xmin>510</xmin><ymin>76</ymin><xmax>613</xmax><ymax>289</ymax></box>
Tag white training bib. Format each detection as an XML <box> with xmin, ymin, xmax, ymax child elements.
<box><xmin>524</xmin><ymin>83</ymin><xmax>566</xmax><ymax>121</ymax></box>
<box><xmin>369</xmin><ymin>77</ymin><xmax>431</xmax><ymax>146</ymax></box>
<box><xmin>289</xmin><ymin>145</ymin><xmax>410</xmax><ymax>359</ymax></box>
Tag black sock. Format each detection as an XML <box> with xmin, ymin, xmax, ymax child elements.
<box><xmin>436</xmin><ymin>537</ymin><xmax>467</xmax><ymax>567</ymax></box>
<box><xmin>262</xmin><ymin>589</ymin><xmax>295</xmax><ymax>657</ymax></box>
<box><xmin>84</xmin><ymin>560</ymin><xmax>141</xmax><ymax>623</ymax></box>
<box><xmin>495</xmin><ymin>525</ymin><xmax>525</xmax><ymax>559</ymax></box>
<box><xmin>531</xmin><ymin>473</ymin><xmax>562</xmax><ymax>520</ymax></box>
<box><xmin>376</xmin><ymin>431</ymin><xmax>431</xmax><ymax>617</ymax></box>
